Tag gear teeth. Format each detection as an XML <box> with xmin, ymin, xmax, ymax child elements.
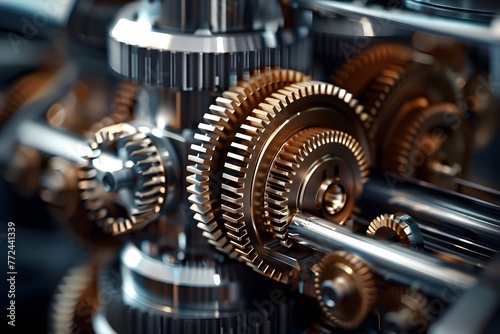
<box><xmin>264</xmin><ymin>128</ymin><xmax>368</xmax><ymax>246</ymax></box>
<box><xmin>187</xmin><ymin>69</ymin><xmax>308</xmax><ymax>258</ymax></box>
<box><xmin>78</xmin><ymin>123</ymin><xmax>166</xmax><ymax>235</ymax></box>
<box><xmin>314</xmin><ymin>251</ymin><xmax>377</xmax><ymax>329</ymax></box>
<box><xmin>222</xmin><ymin>81</ymin><xmax>368</xmax><ymax>283</ymax></box>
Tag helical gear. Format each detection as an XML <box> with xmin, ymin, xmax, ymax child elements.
<box><xmin>187</xmin><ymin>69</ymin><xmax>308</xmax><ymax>258</ymax></box>
<box><xmin>314</xmin><ymin>250</ymin><xmax>376</xmax><ymax>329</ymax></box>
<box><xmin>78</xmin><ymin>123</ymin><xmax>167</xmax><ymax>235</ymax></box>
<box><xmin>367</xmin><ymin>213</ymin><xmax>425</xmax><ymax>249</ymax></box>
<box><xmin>265</xmin><ymin>127</ymin><xmax>368</xmax><ymax>246</ymax></box>
<box><xmin>221</xmin><ymin>81</ymin><xmax>370</xmax><ymax>283</ymax></box>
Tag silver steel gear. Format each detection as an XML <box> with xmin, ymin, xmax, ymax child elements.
<box><xmin>187</xmin><ymin>68</ymin><xmax>308</xmax><ymax>258</ymax></box>
<box><xmin>95</xmin><ymin>241</ymin><xmax>313</xmax><ymax>334</ymax></box>
<box><xmin>78</xmin><ymin>123</ymin><xmax>168</xmax><ymax>235</ymax></box>
<box><xmin>222</xmin><ymin>81</ymin><xmax>370</xmax><ymax>283</ymax></box>
<box><xmin>108</xmin><ymin>2</ymin><xmax>310</xmax><ymax>90</ymax></box>
<box><xmin>314</xmin><ymin>250</ymin><xmax>377</xmax><ymax>330</ymax></box>
<box><xmin>265</xmin><ymin>127</ymin><xmax>368</xmax><ymax>246</ymax></box>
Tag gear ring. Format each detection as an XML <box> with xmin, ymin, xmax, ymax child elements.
<box><xmin>265</xmin><ymin>127</ymin><xmax>368</xmax><ymax>246</ymax></box>
<box><xmin>187</xmin><ymin>69</ymin><xmax>308</xmax><ymax>258</ymax></box>
<box><xmin>78</xmin><ymin>123</ymin><xmax>167</xmax><ymax>235</ymax></box>
<box><xmin>314</xmin><ymin>250</ymin><xmax>376</xmax><ymax>329</ymax></box>
<box><xmin>222</xmin><ymin>81</ymin><xmax>370</xmax><ymax>283</ymax></box>
<box><xmin>367</xmin><ymin>213</ymin><xmax>425</xmax><ymax>249</ymax></box>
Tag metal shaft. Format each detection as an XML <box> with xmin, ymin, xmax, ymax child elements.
<box><xmin>358</xmin><ymin>172</ymin><xmax>500</xmax><ymax>255</ymax></box>
<box><xmin>289</xmin><ymin>211</ymin><xmax>478</xmax><ymax>296</ymax></box>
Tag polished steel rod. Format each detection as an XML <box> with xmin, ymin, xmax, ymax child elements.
<box><xmin>358</xmin><ymin>172</ymin><xmax>500</xmax><ymax>253</ymax></box>
<box><xmin>289</xmin><ymin>211</ymin><xmax>478</xmax><ymax>296</ymax></box>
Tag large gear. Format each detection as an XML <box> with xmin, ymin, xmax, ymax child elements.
<box><xmin>367</xmin><ymin>213</ymin><xmax>425</xmax><ymax>249</ymax></box>
<box><xmin>109</xmin><ymin>2</ymin><xmax>310</xmax><ymax>89</ymax></box>
<box><xmin>314</xmin><ymin>250</ymin><xmax>376</xmax><ymax>329</ymax></box>
<box><xmin>78</xmin><ymin>123</ymin><xmax>167</xmax><ymax>235</ymax></box>
<box><xmin>332</xmin><ymin>43</ymin><xmax>414</xmax><ymax>98</ymax></box>
<box><xmin>221</xmin><ymin>81</ymin><xmax>370</xmax><ymax>283</ymax></box>
<box><xmin>265</xmin><ymin>127</ymin><xmax>368</xmax><ymax>246</ymax></box>
<box><xmin>187</xmin><ymin>69</ymin><xmax>308</xmax><ymax>258</ymax></box>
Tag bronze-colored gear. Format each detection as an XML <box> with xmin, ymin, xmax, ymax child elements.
<box><xmin>0</xmin><ymin>69</ymin><xmax>57</xmax><ymax>128</ymax></box>
<box><xmin>314</xmin><ymin>250</ymin><xmax>376</xmax><ymax>329</ymax></box>
<box><xmin>187</xmin><ymin>69</ymin><xmax>308</xmax><ymax>258</ymax></box>
<box><xmin>362</xmin><ymin>60</ymin><xmax>463</xmax><ymax>145</ymax></box>
<box><xmin>379</xmin><ymin>286</ymin><xmax>429</xmax><ymax>333</ymax></box>
<box><xmin>332</xmin><ymin>43</ymin><xmax>414</xmax><ymax>98</ymax></box>
<box><xmin>222</xmin><ymin>81</ymin><xmax>370</xmax><ymax>283</ymax></box>
<box><xmin>88</xmin><ymin>81</ymin><xmax>140</xmax><ymax>134</ymax></box>
<box><xmin>265</xmin><ymin>127</ymin><xmax>368</xmax><ymax>246</ymax></box>
<box><xmin>367</xmin><ymin>213</ymin><xmax>425</xmax><ymax>249</ymax></box>
<box><xmin>50</xmin><ymin>260</ymin><xmax>100</xmax><ymax>334</ymax></box>
<box><xmin>381</xmin><ymin>101</ymin><xmax>471</xmax><ymax>183</ymax></box>
<box><xmin>78</xmin><ymin>123</ymin><xmax>167</xmax><ymax>235</ymax></box>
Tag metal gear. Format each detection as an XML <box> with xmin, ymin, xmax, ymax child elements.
<box><xmin>332</xmin><ymin>43</ymin><xmax>414</xmax><ymax>98</ymax></box>
<box><xmin>187</xmin><ymin>69</ymin><xmax>308</xmax><ymax>258</ymax></box>
<box><xmin>222</xmin><ymin>81</ymin><xmax>370</xmax><ymax>283</ymax></box>
<box><xmin>366</xmin><ymin>213</ymin><xmax>425</xmax><ymax>249</ymax></box>
<box><xmin>0</xmin><ymin>69</ymin><xmax>57</xmax><ymax>129</ymax></box>
<box><xmin>381</xmin><ymin>101</ymin><xmax>471</xmax><ymax>183</ymax></box>
<box><xmin>265</xmin><ymin>127</ymin><xmax>368</xmax><ymax>246</ymax></box>
<box><xmin>78</xmin><ymin>123</ymin><xmax>168</xmax><ymax>235</ymax></box>
<box><xmin>109</xmin><ymin>2</ymin><xmax>310</xmax><ymax>89</ymax></box>
<box><xmin>88</xmin><ymin>81</ymin><xmax>140</xmax><ymax>134</ymax></box>
<box><xmin>314</xmin><ymin>250</ymin><xmax>376</xmax><ymax>329</ymax></box>
<box><xmin>50</xmin><ymin>260</ymin><xmax>100</xmax><ymax>334</ymax></box>
<box><xmin>379</xmin><ymin>286</ymin><xmax>430</xmax><ymax>333</ymax></box>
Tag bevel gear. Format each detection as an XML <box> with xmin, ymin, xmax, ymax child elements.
<box><xmin>78</xmin><ymin>123</ymin><xmax>168</xmax><ymax>235</ymax></box>
<box><xmin>265</xmin><ymin>127</ymin><xmax>368</xmax><ymax>246</ymax></box>
<box><xmin>222</xmin><ymin>81</ymin><xmax>370</xmax><ymax>283</ymax></box>
<box><xmin>187</xmin><ymin>69</ymin><xmax>308</xmax><ymax>258</ymax></box>
<box><xmin>314</xmin><ymin>250</ymin><xmax>376</xmax><ymax>329</ymax></box>
<box><xmin>367</xmin><ymin>213</ymin><xmax>425</xmax><ymax>249</ymax></box>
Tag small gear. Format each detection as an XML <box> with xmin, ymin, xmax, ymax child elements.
<box><xmin>265</xmin><ymin>127</ymin><xmax>368</xmax><ymax>246</ymax></box>
<box><xmin>78</xmin><ymin>123</ymin><xmax>167</xmax><ymax>235</ymax></box>
<box><xmin>314</xmin><ymin>250</ymin><xmax>376</xmax><ymax>329</ymax></box>
<box><xmin>380</xmin><ymin>286</ymin><xmax>430</xmax><ymax>333</ymax></box>
<box><xmin>222</xmin><ymin>81</ymin><xmax>370</xmax><ymax>283</ymax></box>
<box><xmin>381</xmin><ymin>102</ymin><xmax>471</xmax><ymax>182</ymax></box>
<box><xmin>367</xmin><ymin>213</ymin><xmax>425</xmax><ymax>249</ymax></box>
<box><xmin>187</xmin><ymin>69</ymin><xmax>308</xmax><ymax>258</ymax></box>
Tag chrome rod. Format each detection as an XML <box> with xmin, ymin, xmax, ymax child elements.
<box><xmin>289</xmin><ymin>211</ymin><xmax>478</xmax><ymax>296</ymax></box>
